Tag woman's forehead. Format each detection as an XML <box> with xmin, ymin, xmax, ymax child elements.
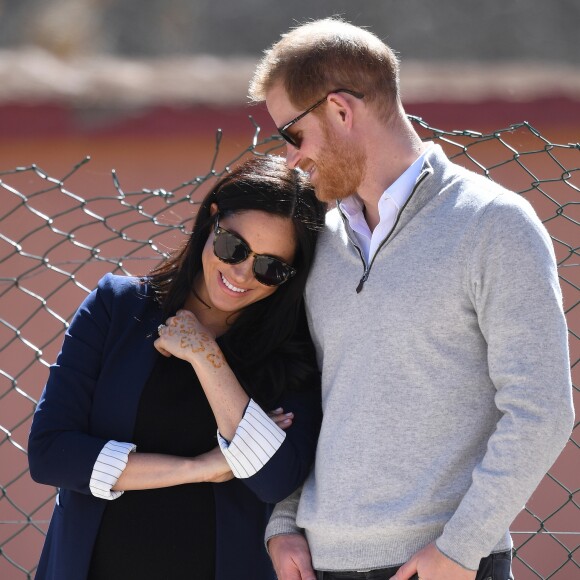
<box><xmin>219</xmin><ymin>210</ymin><xmax>296</xmax><ymax>258</ymax></box>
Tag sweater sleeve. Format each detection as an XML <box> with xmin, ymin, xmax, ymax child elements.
<box><xmin>436</xmin><ymin>193</ymin><xmax>574</xmax><ymax>569</ymax></box>
<box><xmin>28</xmin><ymin>274</ymin><xmax>118</xmax><ymax>494</ymax></box>
<box><xmin>265</xmin><ymin>487</ymin><xmax>304</xmax><ymax>542</ymax></box>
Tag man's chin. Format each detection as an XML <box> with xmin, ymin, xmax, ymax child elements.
<box><xmin>314</xmin><ymin>186</ymin><xmax>350</xmax><ymax>203</ymax></box>
<box><xmin>313</xmin><ymin>181</ymin><xmax>339</xmax><ymax>202</ymax></box>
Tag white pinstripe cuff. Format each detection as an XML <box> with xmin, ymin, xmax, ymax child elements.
<box><xmin>217</xmin><ymin>399</ymin><xmax>286</xmax><ymax>478</ymax></box>
<box><xmin>89</xmin><ymin>440</ymin><xmax>136</xmax><ymax>500</ymax></box>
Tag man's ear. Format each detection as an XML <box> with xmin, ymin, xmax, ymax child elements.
<box><xmin>326</xmin><ymin>92</ymin><xmax>355</xmax><ymax>130</ymax></box>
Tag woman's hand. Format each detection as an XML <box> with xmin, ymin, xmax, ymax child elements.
<box><xmin>155</xmin><ymin>309</ymin><xmax>225</xmax><ymax>368</ymax></box>
<box><xmin>269</xmin><ymin>407</ymin><xmax>294</xmax><ymax>430</ymax></box>
<box><xmin>198</xmin><ymin>446</ymin><xmax>234</xmax><ymax>483</ymax></box>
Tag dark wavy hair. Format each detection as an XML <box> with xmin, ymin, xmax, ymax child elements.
<box><xmin>147</xmin><ymin>155</ymin><xmax>326</xmax><ymax>407</ymax></box>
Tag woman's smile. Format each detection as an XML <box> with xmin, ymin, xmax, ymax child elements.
<box><xmin>219</xmin><ymin>272</ymin><xmax>249</xmax><ymax>295</ymax></box>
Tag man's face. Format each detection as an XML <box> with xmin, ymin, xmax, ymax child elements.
<box><xmin>314</xmin><ymin>117</ymin><xmax>366</xmax><ymax>202</ymax></box>
<box><xmin>266</xmin><ymin>83</ymin><xmax>366</xmax><ymax>202</ymax></box>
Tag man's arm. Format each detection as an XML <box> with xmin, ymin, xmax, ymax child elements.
<box><xmin>266</xmin><ymin>487</ymin><xmax>316</xmax><ymax>580</ymax></box>
<box><xmin>438</xmin><ymin>195</ymin><xmax>573</xmax><ymax>567</ymax></box>
<box><xmin>403</xmin><ymin>194</ymin><xmax>574</xmax><ymax>576</ymax></box>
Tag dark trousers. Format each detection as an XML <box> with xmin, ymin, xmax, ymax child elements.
<box><xmin>316</xmin><ymin>549</ymin><xmax>513</xmax><ymax>580</ymax></box>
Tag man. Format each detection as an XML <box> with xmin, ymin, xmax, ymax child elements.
<box><xmin>248</xmin><ymin>18</ymin><xmax>574</xmax><ymax>580</ymax></box>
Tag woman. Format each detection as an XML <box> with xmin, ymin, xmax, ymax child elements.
<box><xmin>28</xmin><ymin>156</ymin><xmax>326</xmax><ymax>580</ymax></box>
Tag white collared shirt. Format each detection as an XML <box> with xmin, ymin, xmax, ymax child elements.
<box><xmin>339</xmin><ymin>145</ymin><xmax>432</xmax><ymax>263</ymax></box>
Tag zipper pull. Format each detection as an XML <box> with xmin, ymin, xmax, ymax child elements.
<box><xmin>356</xmin><ymin>271</ymin><xmax>369</xmax><ymax>293</ymax></box>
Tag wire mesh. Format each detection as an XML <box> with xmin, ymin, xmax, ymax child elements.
<box><xmin>0</xmin><ymin>118</ymin><xmax>578</xmax><ymax>579</ymax></box>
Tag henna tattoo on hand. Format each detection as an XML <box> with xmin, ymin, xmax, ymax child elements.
<box><xmin>161</xmin><ymin>311</ymin><xmax>226</xmax><ymax>366</ymax></box>
<box><xmin>180</xmin><ymin>336</ymin><xmax>205</xmax><ymax>353</ymax></box>
<box><xmin>206</xmin><ymin>351</ymin><xmax>225</xmax><ymax>368</ymax></box>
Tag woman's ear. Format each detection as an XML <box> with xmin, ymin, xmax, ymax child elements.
<box><xmin>209</xmin><ymin>203</ymin><xmax>219</xmax><ymax>216</ymax></box>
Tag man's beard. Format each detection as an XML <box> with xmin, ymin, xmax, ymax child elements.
<box><xmin>312</xmin><ymin>121</ymin><xmax>366</xmax><ymax>202</ymax></box>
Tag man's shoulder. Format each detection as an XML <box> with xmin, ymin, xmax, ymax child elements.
<box><xmin>426</xmin><ymin>144</ymin><xmax>515</xmax><ymax>202</ymax></box>
<box><xmin>319</xmin><ymin>207</ymin><xmax>351</xmax><ymax>246</ymax></box>
<box><xmin>433</xmin><ymin>154</ymin><xmax>528</xmax><ymax>217</ymax></box>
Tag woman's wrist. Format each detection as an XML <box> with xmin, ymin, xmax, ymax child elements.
<box><xmin>187</xmin><ymin>340</ymin><xmax>227</xmax><ymax>371</ymax></box>
<box><xmin>184</xmin><ymin>456</ymin><xmax>208</xmax><ymax>484</ymax></box>
<box><xmin>194</xmin><ymin>447</ymin><xmax>233</xmax><ymax>483</ymax></box>
<box><xmin>193</xmin><ymin>453</ymin><xmax>214</xmax><ymax>483</ymax></box>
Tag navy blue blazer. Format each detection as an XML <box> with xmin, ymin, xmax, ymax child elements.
<box><xmin>28</xmin><ymin>274</ymin><xmax>321</xmax><ymax>580</ymax></box>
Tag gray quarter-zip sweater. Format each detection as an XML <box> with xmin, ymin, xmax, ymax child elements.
<box><xmin>265</xmin><ymin>144</ymin><xmax>574</xmax><ymax>571</ymax></box>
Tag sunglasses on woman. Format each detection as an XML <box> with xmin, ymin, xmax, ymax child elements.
<box><xmin>277</xmin><ymin>88</ymin><xmax>365</xmax><ymax>149</ymax></box>
<box><xmin>213</xmin><ymin>217</ymin><xmax>297</xmax><ymax>287</ymax></box>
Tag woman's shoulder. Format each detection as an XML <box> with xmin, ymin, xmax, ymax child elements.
<box><xmin>92</xmin><ymin>273</ymin><xmax>157</xmax><ymax>315</ymax></box>
<box><xmin>97</xmin><ymin>272</ymin><xmax>141</xmax><ymax>291</ymax></box>
<box><xmin>96</xmin><ymin>273</ymin><xmax>154</xmax><ymax>297</ymax></box>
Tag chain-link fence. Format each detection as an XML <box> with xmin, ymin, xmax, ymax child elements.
<box><xmin>0</xmin><ymin>118</ymin><xmax>578</xmax><ymax>579</ymax></box>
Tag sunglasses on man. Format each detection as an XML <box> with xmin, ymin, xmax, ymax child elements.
<box><xmin>213</xmin><ymin>216</ymin><xmax>297</xmax><ymax>287</ymax></box>
<box><xmin>277</xmin><ymin>88</ymin><xmax>365</xmax><ymax>149</ymax></box>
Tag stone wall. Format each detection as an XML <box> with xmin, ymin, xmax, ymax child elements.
<box><xmin>1</xmin><ymin>0</ymin><xmax>579</xmax><ymax>62</ymax></box>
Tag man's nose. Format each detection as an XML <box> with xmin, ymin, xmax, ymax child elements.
<box><xmin>285</xmin><ymin>144</ymin><xmax>301</xmax><ymax>169</ymax></box>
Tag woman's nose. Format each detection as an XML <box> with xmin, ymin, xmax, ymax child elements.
<box><xmin>228</xmin><ymin>258</ymin><xmax>254</xmax><ymax>283</ymax></box>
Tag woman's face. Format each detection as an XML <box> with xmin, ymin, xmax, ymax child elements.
<box><xmin>195</xmin><ymin>210</ymin><xmax>297</xmax><ymax>316</ymax></box>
